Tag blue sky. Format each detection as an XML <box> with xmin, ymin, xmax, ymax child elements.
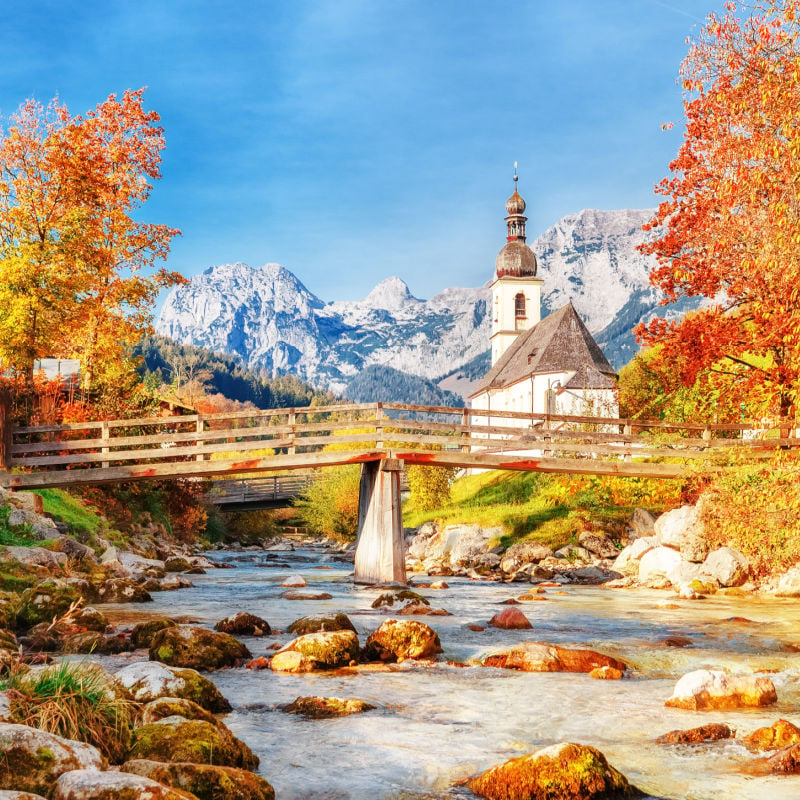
<box><xmin>0</xmin><ymin>0</ymin><xmax>722</xmax><ymax>304</ymax></box>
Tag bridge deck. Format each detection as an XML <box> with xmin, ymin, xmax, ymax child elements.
<box><xmin>0</xmin><ymin>401</ymin><xmax>795</xmax><ymax>489</ymax></box>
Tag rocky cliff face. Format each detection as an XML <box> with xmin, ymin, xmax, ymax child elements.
<box><xmin>156</xmin><ymin>208</ymin><xmax>690</xmax><ymax>395</ymax></box>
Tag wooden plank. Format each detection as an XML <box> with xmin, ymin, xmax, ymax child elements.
<box><xmin>0</xmin><ymin>387</ymin><xmax>11</xmax><ymax>471</ymax></box>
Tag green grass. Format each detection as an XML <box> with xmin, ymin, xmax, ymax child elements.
<box><xmin>35</xmin><ymin>489</ymin><xmax>105</xmax><ymax>534</ymax></box>
<box><xmin>0</xmin><ymin>505</ymin><xmax>38</xmax><ymax>547</ymax></box>
<box><xmin>403</xmin><ymin>469</ymin><xmax>679</xmax><ymax>551</ymax></box>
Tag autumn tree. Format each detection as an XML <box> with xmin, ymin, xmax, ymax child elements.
<box><xmin>638</xmin><ymin>0</ymin><xmax>800</xmax><ymax>419</ymax></box>
<box><xmin>0</xmin><ymin>90</ymin><xmax>181</xmax><ymax>392</ymax></box>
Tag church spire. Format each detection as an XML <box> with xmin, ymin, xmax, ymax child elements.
<box><xmin>505</xmin><ymin>162</ymin><xmax>527</xmax><ymax>242</ymax></box>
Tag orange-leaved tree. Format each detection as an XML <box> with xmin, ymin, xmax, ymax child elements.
<box><xmin>0</xmin><ymin>90</ymin><xmax>182</xmax><ymax>392</ymax></box>
<box><xmin>637</xmin><ymin>0</ymin><xmax>800</xmax><ymax>420</ymax></box>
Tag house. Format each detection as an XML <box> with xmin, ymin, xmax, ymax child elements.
<box><xmin>469</xmin><ymin>173</ymin><xmax>618</xmax><ymax>421</ymax></box>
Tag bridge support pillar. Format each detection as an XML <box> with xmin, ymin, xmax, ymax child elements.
<box><xmin>354</xmin><ymin>458</ymin><xmax>405</xmax><ymax>585</ymax></box>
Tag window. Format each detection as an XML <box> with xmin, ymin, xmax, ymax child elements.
<box><xmin>514</xmin><ymin>293</ymin><xmax>526</xmax><ymax>330</ymax></box>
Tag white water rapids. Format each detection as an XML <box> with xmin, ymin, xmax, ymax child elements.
<box><xmin>98</xmin><ymin>544</ymin><xmax>800</xmax><ymax>799</ymax></box>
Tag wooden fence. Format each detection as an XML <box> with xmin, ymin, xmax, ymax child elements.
<box><xmin>0</xmin><ymin>401</ymin><xmax>796</xmax><ymax>490</ymax></box>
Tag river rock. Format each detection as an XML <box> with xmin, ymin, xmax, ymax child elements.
<box><xmin>114</xmin><ymin>662</ymin><xmax>231</xmax><ymax>712</ymax></box>
<box><xmin>0</xmin><ymin>791</ymin><xmax>47</xmax><ymax>799</ymax></box>
<box><xmin>280</xmin><ymin>574</ymin><xmax>306</xmax><ymax>587</ymax></box>
<box><xmin>467</xmin><ymin>741</ymin><xmax>643</xmax><ymax>800</ymax></box>
<box><xmin>372</xmin><ymin>589</ymin><xmax>429</xmax><ymax>609</ymax></box>
<box><xmin>775</xmin><ymin>565</ymin><xmax>800</xmax><ymax>597</ymax></box>
<box><xmin>749</xmin><ymin>743</ymin><xmax>800</xmax><ymax>774</ymax></box>
<box><xmin>638</xmin><ymin>546</ymin><xmax>684</xmax><ymax>584</ymax></box>
<box><xmin>489</xmin><ymin>607</ymin><xmax>532</xmax><ymax>630</ymax></box>
<box><xmin>2</xmin><ymin>546</ymin><xmax>67</xmax><ymax>569</ymax></box>
<box><xmin>281</xmin><ymin>590</ymin><xmax>333</xmax><ymax>600</ymax></box>
<box><xmin>364</xmin><ymin>619</ymin><xmax>442</xmax><ymax>662</ymax></box>
<box><xmin>700</xmin><ymin>548</ymin><xmax>749</xmax><ymax>588</ymax></box>
<box><xmin>163</xmin><ymin>556</ymin><xmax>193</xmax><ymax>573</ymax></box>
<box><xmin>270</xmin><ymin>630</ymin><xmax>360</xmax><ymax>672</ymax></box>
<box><xmin>129</xmin><ymin>718</ymin><xmax>259</xmax><ymax>770</ymax></box>
<box><xmin>50</xmin><ymin>769</ymin><xmax>191</xmax><ymax>800</ymax></box>
<box><xmin>149</xmin><ymin>625</ymin><xmax>251</xmax><ymax>670</ymax></box>
<box><xmin>121</xmin><ymin>760</ymin><xmax>275</xmax><ymax>800</ymax></box>
<box><xmin>665</xmin><ymin>669</ymin><xmax>777</xmax><ymax>710</ymax></box>
<box><xmin>287</xmin><ymin>613</ymin><xmax>357</xmax><ymax>635</ymax></box>
<box><xmin>742</xmin><ymin>719</ymin><xmax>800</xmax><ymax>752</ymax></box>
<box><xmin>0</xmin><ymin>723</ymin><xmax>104</xmax><ymax>794</ymax></box>
<box><xmin>214</xmin><ymin>612</ymin><xmax>271</xmax><ymax>636</ymax></box>
<box><xmin>569</xmin><ymin>566</ymin><xmax>622</xmax><ymax>584</ymax></box>
<box><xmin>282</xmin><ymin>696</ymin><xmax>376</xmax><ymax>718</ymax></box>
<box><xmin>656</xmin><ymin>723</ymin><xmax>735</xmax><ymax>744</ymax></box>
<box><xmin>95</xmin><ymin>577</ymin><xmax>152</xmax><ymax>603</ymax></box>
<box><xmin>141</xmin><ymin>697</ymin><xmax>218</xmax><ymax>726</ymax></box>
<box><xmin>627</xmin><ymin>508</ymin><xmax>657</xmax><ymax>539</ymax></box>
<box><xmin>499</xmin><ymin>541</ymin><xmax>554</xmax><ymax>574</ymax></box>
<box><xmin>120</xmin><ymin>551</ymin><xmax>166</xmax><ymax>574</ymax></box>
<box><xmin>578</xmin><ymin>531</ymin><xmax>619</xmax><ymax>559</ymax></box>
<box><xmin>613</xmin><ymin>536</ymin><xmax>656</xmax><ymax>574</ymax></box>
<box><xmin>481</xmin><ymin>642</ymin><xmax>626</xmax><ymax>674</ymax></box>
<box><xmin>654</xmin><ymin>505</ymin><xmax>706</xmax><ymax>561</ymax></box>
<box><xmin>132</xmin><ymin>618</ymin><xmax>179</xmax><ymax>649</ymax></box>
<box><xmin>553</xmin><ymin>545</ymin><xmax>592</xmax><ymax>562</ymax></box>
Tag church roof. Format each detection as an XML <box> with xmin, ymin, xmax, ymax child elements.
<box><xmin>470</xmin><ymin>302</ymin><xmax>617</xmax><ymax>397</ymax></box>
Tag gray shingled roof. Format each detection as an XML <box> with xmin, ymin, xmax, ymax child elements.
<box><xmin>469</xmin><ymin>302</ymin><xmax>617</xmax><ymax>397</ymax></box>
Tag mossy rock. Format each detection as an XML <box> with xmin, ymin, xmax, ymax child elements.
<box><xmin>282</xmin><ymin>696</ymin><xmax>376</xmax><ymax>718</ymax></box>
<box><xmin>122</xmin><ymin>759</ymin><xmax>275</xmax><ymax>800</ymax></box>
<box><xmin>164</xmin><ymin>557</ymin><xmax>193</xmax><ymax>573</ymax></box>
<box><xmin>114</xmin><ymin>662</ymin><xmax>232</xmax><ymax>713</ymax></box>
<box><xmin>742</xmin><ymin>719</ymin><xmax>800</xmax><ymax>752</ymax></box>
<box><xmin>214</xmin><ymin>613</ymin><xmax>271</xmax><ymax>636</ymax></box>
<box><xmin>689</xmin><ymin>579</ymin><xmax>718</xmax><ymax>595</ymax></box>
<box><xmin>0</xmin><ymin>790</ymin><xmax>48</xmax><ymax>799</ymax></box>
<box><xmin>287</xmin><ymin>613</ymin><xmax>357</xmax><ymax>636</ymax></box>
<box><xmin>371</xmin><ymin>589</ymin><xmax>429</xmax><ymax>609</ymax></box>
<box><xmin>60</xmin><ymin>631</ymin><xmax>106</xmax><ymax>654</ymax></box>
<box><xmin>8</xmin><ymin>581</ymin><xmax>82</xmax><ymax>632</ymax></box>
<box><xmin>132</xmin><ymin>618</ymin><xmax>179</xmax><ymax>649</ymax></box>
<box><xmin>94</xmin><ymin>578</ymin><xmax>152</xmax><ymax>604</ymax></box>
<box><xmin>0</xmin><ymin>722</ymin><xmax>105</xmax><ymax>795</ymax></box>
<box><xmin>149</xmin><ymin>626</ymin><xmax>251</xmax><ymax>671</ymax></box>
<box><xmin>49</xmin><ymin>768</ymin><xmax>197</xmax><ymax>799</ymax></box>
<box><xmin>270</xmin><ymin>630</ymin><xmax>360</xmax><ymax>672</ymax></box>
<box><xmin>467</xmin><ymin>742</ymin><xmax>644</xmax><ymax>800</ymax></box>
<box><xmin>141</xmin><ymin>698</ymin><xmax>218</xmax><ymax>726</ymax></box>
<box><xmin>363</xmin><ymin>619</ymin><xmax>442</xmax><ymax>662</ymax></box>
<box><xmin>129</xmin><ymin>719</ymin><xmax>258</xmax><ymax>770</ymax></box>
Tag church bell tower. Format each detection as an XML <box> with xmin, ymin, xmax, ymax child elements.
<box><xmin>490</xmin><ymin>167</ymin><xmax>543</xmax><ymax>365</ymax></box>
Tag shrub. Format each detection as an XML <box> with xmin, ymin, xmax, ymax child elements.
<box><xmin>3</xmin><ymin>660</ymin><xmax>136</xmax><ymax>762</ymax></box>
<box><xmin>295</xmin><ymin>466</ymin><xmax>360</xmax><ymax>540</ymax></box>
<box><xmin>406</xmin><ymin>465</ymin><xmax>458</xmax><ymax>511</ymax></box>
<box><xmin>698</xmin><ymin>456</ymin><xmax>800</xmax><ymax>577</ymax></box>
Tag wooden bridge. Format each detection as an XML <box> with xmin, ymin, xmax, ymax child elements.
<box><xmin>205</xmin><ymin>475</ymin><xmax>314</xmax><ymax>510</ymax></box>
<box><xmin>0</xmin><ymin>401</ymin><xmax>794</xmax><ymax>584</ymax></box>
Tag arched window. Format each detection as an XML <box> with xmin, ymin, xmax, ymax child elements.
<box><xmin>514</xmin><ymin>293</ymin><xmax>526</xmax><ymax>330</ymax></box>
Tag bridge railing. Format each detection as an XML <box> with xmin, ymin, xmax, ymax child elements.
<box><xmin>0</xmin><ymin>401</ymin><xmax>796</xmax><ymax>489</ymax></box>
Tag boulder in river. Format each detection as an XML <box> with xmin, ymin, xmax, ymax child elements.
<box><xmin>287</xmin><ymin>613</ymin><xmax>357</xmax><ymax>635</ymax></box>
<box><xmin>114</xmin><ymin>662</ymin><xmax>231</xmax><ymax>712</ymax></box>
<box><xmin>282</xmin><ymin>696</ymin><xmax>376</xmax><ymax>718</ymax></box>
<box><xmin>372</xmin><ymin>589</ymin><xmax>429</xmax><ymax>609</ymax></box>
<box><xmin>665</xmin><ymin>669</ymin><xmax>777</xmax><ymax>710</ymax></box>
<box><xmin>95</xmin><ymin>577</ymin><xmax>152</xmax><ymax>604</ymax></box>
<box><xmin>488</xmin><ymin>607</ymin><xmax>532</xmax><ymax>630</ymax></box>
<box><xmin>700</xmin><ymin>547</ymin><xmax>749</xmax><ymax>588</ymax></box>
<box><xmin>656</xmin><ymin>723</ymin><xmax>735</xmax><ymax>744</ymax></box>
<box><xmin>281</xmin><ymin>590</ymin><xmax>333</xmax><ymax>600</ymax></box>
<box><xmin>141</xmin><ymin>697</ymin><xmax>218</xmax><ymax>726</ymax></box>
<box><xmin>363</xmin><ymin>619</ymin><xmax>442</xmax><ymax>662</ymax></box>
<box><xmin>481</xmin><ymin>642</ymin><xmax>627</xmax><ymax>674</ymax></box>
<box><xmin>467</xmin><ymin>741</ymin><xmax>643</xmax><ymax>800</ymax></box>
<box><xmin>742</xmin><ymin>719</ymin><xmax>800</xmax><ymax>752</ymax></box>
<box><xmin>280</xmin><ymin>574</ymin><xmax>306</xmax><ymax>587</ymax></box>
<box><xmin>132</xmin><ymin>618</ymin><xmax>179</xmax><ymax>649</ymax></box>
<box><xmin>121</xmin><ymin>760</ymin><xmax>275</xmax><ymax>800</ymax></box>
<box><xmin>0</xmin><ymin>723</ymin><xmax>104</xmax><ymax>795</ymax></box>
<box><xmin>270</xmin><ymin>630</ymin><xmax>360</xmax><ymax>672</ymax></box>
<box><xmin>50</xmin><ymin>769</ymin><xmax>191</xmax><ymax>800</ymax></box>
<box><xmin>748</xmin><ymin>743</ymin><xmax>800</xmax><ymax>775</ymax></box>
<box><xmin>149</xmin><ymin>625</ymin><xmax>251</xmax><ymax>670</ymax></box>
<box><xmin>129</xmin><ymin>718</ymin><xmax>259</xmax><ymax>770</ymax></box>
<box><xmin>214</xmin><ymin>612</ymin><xmax>271</xmax><ymax>636</ymax></box>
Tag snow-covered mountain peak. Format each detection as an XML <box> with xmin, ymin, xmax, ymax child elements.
<box><xmin>361</xmin><ymin>276</ymin><xmax>420</xmax><ymax>311</ymax></box>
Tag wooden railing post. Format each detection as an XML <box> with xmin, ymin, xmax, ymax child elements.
<box><xmin>542</xmin><ymin>413</ymin><xmax>552</xmax><ymax>458</ymax></box>
<box><xmin>0</xmin><ymin>387</ymin><xmax>11</xmax><ymax>472</ymax></box>
<box><xmin>623</xmin><ymin>420</ymin><xmax>632</xmax><ymax>463</ymax></box>
<box><xmin>375</xmin><ymin>402</ymin><xmax>384</xmax><ymax>450</ymax></box>
<box><xmin>101</xmin><ymin>420</ymin><xmax>110</xmax><ymax>469</ymax></box>
<box><xmin>196</xmin><ymin>415</ymin><xmax>205</xmax><ymax>461</ymax></box>
<box><xmin>461</xmin><ymin>408</ymin><xmax>470</xmax><ymax>453</ymax></box>
<box><xmin>288</xmin><ymin>409</ymin><xmax>296</xmax><ymax>455</ymax></box>
<box><xmin>702</xmin><ymin>426</ymin><xmax>712</xmax><ymax>449</ymax></box>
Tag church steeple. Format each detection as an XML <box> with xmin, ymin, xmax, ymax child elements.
<box><xmin>505</xmin><ymin>164</ymin><xmax>527</xmax><ymax>242</ymax></box>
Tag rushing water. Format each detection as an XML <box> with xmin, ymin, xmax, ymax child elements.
<box><xmin>98</xmin><ymin>545</ymin><xmax>800</xmax><ymax>800</ymax></box>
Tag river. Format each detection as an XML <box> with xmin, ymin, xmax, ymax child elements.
<box><xmin>99</xmin><ymin>544</ymin><xmax>800</xmax><ymax>800</ymax></box>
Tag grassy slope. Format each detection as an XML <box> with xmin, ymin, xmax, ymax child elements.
<box><xmin>403</xmin><ymin>469</ymin><xmax>681</xmax><ymax>551</ymax></box>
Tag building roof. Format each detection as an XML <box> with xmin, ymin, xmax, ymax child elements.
<box><xmin>470</xmin><ymin>302</ymin><xmax>617</xmax><ymax>397</ymax></box>
<box><xmin>495</xmin><ymin>239</ymin><xmax>537</xmax><ymax>278</ymax></box>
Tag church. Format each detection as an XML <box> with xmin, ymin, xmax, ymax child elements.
<box><xmin>469</xmin><ymin>175</ymin><xmax>618</xmax><ymax>419</ymax></box>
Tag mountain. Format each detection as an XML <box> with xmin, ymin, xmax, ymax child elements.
<box><xmin>156</xmin><ymin>208</ymin><xmax>694</xmax><ymax>397</ymax></box>
<box><xmin>345</xmin><ymin>365</ymin><xmax>464</xmax><ymax>408</ymax></box>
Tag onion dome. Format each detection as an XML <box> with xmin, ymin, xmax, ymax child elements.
<box><xmin>496</xmin><ymin>240</ymin><xmax>538</xmax><ymax>278</ymax></box>
<box><xmin>506</xmin><ymin>189</ymin><xmax>526</xmax><ymax>215</ymax></box>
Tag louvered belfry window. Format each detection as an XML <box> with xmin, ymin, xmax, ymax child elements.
<box><xmin>514</xmin><ymin>293</ymin><xmax>526</xmax><ymax>330</ymax></box>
